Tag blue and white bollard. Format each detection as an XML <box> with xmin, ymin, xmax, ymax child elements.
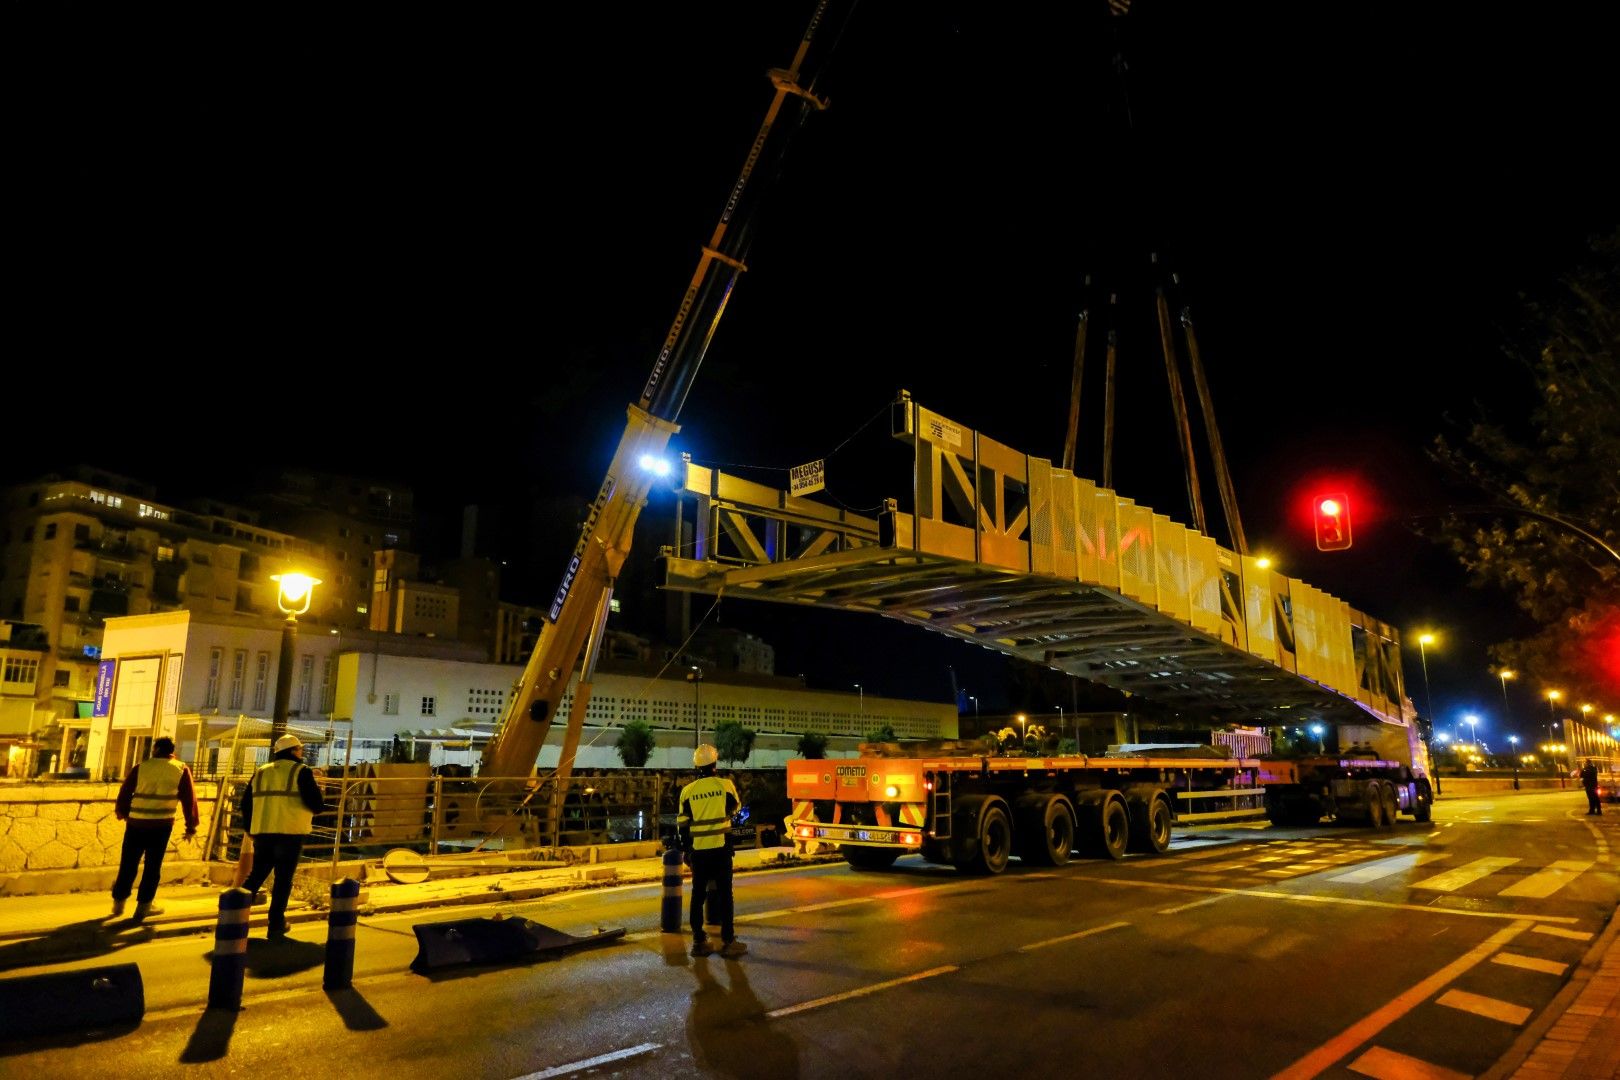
<box><xmin>661</xmin><ymin>846</ymin><xmax>683</xmax><ymax>933</ymax></box>
<box><xmin>324</xmin><ymin>878</ymin><xmax>361</xmax><ymax>989</ymax></box>
<box><xmin>208</xmin><ymin>887</ymin><xmax>252</xmax><ymax>1010</ymax></box>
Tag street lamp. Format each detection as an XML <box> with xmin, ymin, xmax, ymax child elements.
<box><xmin>854</xmin><ymin>683</ymin><xmax>864</xmax><ymax>717</ymax></box>
<box><xmin>1416</xmin><ymin>632</ymin><xmax>1437</xmax><ymax>733</ymax></box>
<box><xmin>1464</xmin><ymin>713</ymin><xmax>1479</xmax><ymax>748</ymax></box>
<box><xmin>1309</xmin><ymin>723</ymin><xmax>1325</xmax><ymax>753</ymax></box>
<box><xmin>1546</xmin><ymin>690</ymin><xmax>1562</xmax><ymax>744</ymax></box>
<box><xmin>1497</xmin><ymin>668</ymin><xmax>1514</xmax><ymax>718</ymax></box>
<box><xmin>1017</xmin><ymin>712</ymin><xmax>1028</xmax><ymax>748</ymax></box>
<box><xmin>686</xmin><ymin>666</ymin><xmax>704</xmax><ymax>750</ymax></box>
<box><xmin>1054</xmin><ymin>704</ymin><xmax>1065</xmax><ymax>749</ymax></box>
<box><xmin>270</xmin><ymin>572</ymin><xmax>320</xmax><ymax>744</ymax></box>
<box><xmin>1509</xmin><ymin>734</ymin><xmax>1520</xmax><ymax>789</ymax></box>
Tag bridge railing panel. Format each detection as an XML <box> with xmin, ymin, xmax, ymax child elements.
<box><xmin>1153</xmin><ymin>513</ymin><xmax>1192</xmax><ymax>624</ymax></box>
<box><xmin>1188</xmin><ymin>533</ymin><xmax>1224</xmax><ymax>638</ymax></box>
<box><xmin>1117</xmin><ymin>499</ymin><xmax>1155</xmax><ymax>604</ymax></box>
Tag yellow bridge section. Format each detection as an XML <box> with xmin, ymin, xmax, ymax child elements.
<box><xmin>662</xmin><ymin>393</ymin><xmax>1409</xmax><ymax>727</ymax></box>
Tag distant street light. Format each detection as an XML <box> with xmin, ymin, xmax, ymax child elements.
<box><xmin>1546</xmin><ymin>689</ymin><xmax>1562</xmax><ymax>744</ymax></box>
<box><xmin>1416</xmin><ymin>632</ymin><xmax>1438</xmax><ymax>735</ymax></box>
<box><xmin>1309</xmin><ymin>723</ymin><xmax>1325</xmax><ymax>753</ymax></box>
<box><xmin>854</xmin><ymin>683</ymin><xmax>864</xmax><ymax>717</ymax></box>
<box><xmin>1509</xmin><ymin>734</ymin><xmax>1521</xmax><ymax>789</ymax></box>
<box><xmin>271</xmin><ymin>572</ymin><xmax>320</xmax><ymax>743</ymax></box>
<box><xmin>1054</xmin><ymin>704</ymin><xmax>1065</xmax><ymax>748</ymax></box>
<box><xmin>686</xmin><ymin>665</ymin><xmax>704</xmax><ymax>750</ymax></box>
<box><xmin>1497</xmin><ymin>668</ymin><xmax>1515</xmax><ymax>723</ymax></box>
<box><xmin>1464</xmin><ymin>713</ymin><xmax>1479</xmax><ymax>747</ymax></box>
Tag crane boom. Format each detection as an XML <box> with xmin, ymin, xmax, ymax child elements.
<box><xmin>480</xmin><ymin>3</ymin><xmax>838</xmax><ymax>782</ymax></box>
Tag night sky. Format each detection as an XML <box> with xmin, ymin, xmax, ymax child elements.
<box><xmin>10</xmin><ymin>3</ymin><xmax>1614</xmax><ymax>731</ymax></box>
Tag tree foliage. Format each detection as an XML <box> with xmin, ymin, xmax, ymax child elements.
<box><xmin>864</xmin><ymin>722</ymin><xmax>897</xmax><ymax>743</ymax></box>
<box><xmin>713</xmin><ymin>720</ymin><xmax>756</xmax><ymax>765</ymax></box>
<box><xmin>796</xmin><ymin>731</ymin><xmax>829</xmax><ymax>759</ymax></box>
<box><xmin>614</xmin><ymin>720</ymin><xmax>656</xmax><ymax>767</ymax></box>
<box><xmin>1428</xmin><ymin>229</ymin><xmax>1620</xmax><ymax>700</ymax></box>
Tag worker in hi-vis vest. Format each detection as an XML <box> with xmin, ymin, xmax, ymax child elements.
<box><xmin>112</xmin><ymin>736</ymin><xmax>200</xmax><ymax>923</ymax></box>
<box><xmin>239</xmin><ymin>734</ymin><xmax>326</xmax><ymax>939</ymax></box>
<box><xmin>677</xmin><ymin>743</ymin><xmax>746</xmax><ymax>958</ymax></box>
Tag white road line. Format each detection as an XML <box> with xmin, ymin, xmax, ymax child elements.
<box><xmin>1271</xmin><ymin>921</ymin><xmax>1532</xmax><ymax>1080</ymax></box>
<box><xmin>1158</xmin><ymin>895</ymin><xmax>1228</xmax><ymax>914</ymax></box>
<box><xmin>1491</xmin><ymin>951</ymin><xmax>1568</xmax><ymax>976</ymax></box>
<box><xmin>1410</xmin><ymin>856</ymin><xmax>1519</xmax><ymax>892</ymax></box>
<box><xmin>765</xmin><ymin>965</ymin><xmax>958</xmax><ymax>1019</ymax></box>
<box><xmin>512</xmin><ymin>1042</ymin><xmax>660</xmax><ymax>1080</ymax></box>
<box><xmin>1532</xmin><ymin>924</ymin><xmax>1593</xmax><ymax>941</ymax></box>
<box><xmin>1018</xmin><ymin>921</ymin><xmax>1130</xmax><ymax>952</ymax></box>
<box><xmin>1329</xmin><ymin>850</ymin><xmax>1449</xmax><ymax>884</ymax></box>
<box><xmin>1435</xmin><ymin>988</ymin><xmax>1532</xmax><ymax>1026</ymax></box>
<box><xmin>1497</xmin><ymin>859</ymin><xmax>1594</xmax><ymax>899</ymax></box>
<box><xmin>1086</xmin><ymin>876</ymin><xmax>1581</xmax><ymax>923</ymax></box>
<box><xmin>1347</xmin><ymin>1045</ymin><xmax>1470</xmax><ymax>1080</ymax></box>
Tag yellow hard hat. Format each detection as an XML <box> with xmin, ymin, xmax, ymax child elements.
<box><xmin>693</xmin><ymin>743</ymin><xmax>719</xmax><ymax>768</ymax></box>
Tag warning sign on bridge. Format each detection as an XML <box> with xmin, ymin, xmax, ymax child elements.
<box><xmin>789</xmin><ymin>459</ymin><xmax>826</xmax><ymax>496</ymax></box>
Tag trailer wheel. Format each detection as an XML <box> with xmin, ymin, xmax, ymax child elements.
<box><xmin>842</xmin><ymin>846</ymin><xmax>901</xmax><ymax>871</ymax></box>
<box><xmin>1097</xmin><ymin>795</ymin><xmax>1130</xmax><ymax>860</ymax></box>
<box><xmin>1365</xmin><ymin>783</ymin><xmax>1390</xmax><ymax>829</ymax></box>
<box><xmin>1128</xmin><ymin>792</ymin><xmax>1173</xmax><ymax>855</ymax></box>
<box><xmin>1017</xmin><ymin>795</ymin><xmax>1075</xmax><ymax>866</ymax></box>
<box><xmin>1412</xmin><ymin>779</ymin><xmax>1434</xmax><ymax>823</ymax></box>
<box><xmin>953</xmin><ymin>796</ymin><xmax>1013</xmax><ymax>875</ymax></box>
<box><xmin>1380</xmin><ymin>784</ymin><xmax>1400</xmax><ymax>828</ymax></box>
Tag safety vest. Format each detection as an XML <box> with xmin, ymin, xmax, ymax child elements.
<box><xmin>128</xmin><ymin>757</ymin><xmax>185</xmax><ymax>823</ymax></box>
<box><xmin>678</xmin><ymin>775</ymin><xmax>738</xmax><ymax>851</ymax></box>
<box><xmin>249</xmin><ymin>758</ymin><xmax>314</xmax><ymax>836</ymax></box>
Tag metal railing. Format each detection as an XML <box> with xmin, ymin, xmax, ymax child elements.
<box><xmin>213</xmin><ymin>773</ymin><xmax>679</xmax><ymax>871</ymax></box>
<box><xmin>1175</xmin><ymin>786</ymin><xmax>1268</xmax><ymax>822</ymax></box>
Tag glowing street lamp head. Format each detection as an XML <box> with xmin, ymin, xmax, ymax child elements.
<box><xmin>1499</xmin><ymin>669</ymin><xmax>1515</xmax><ymax>681</ymax></box>
<box><xmin>271</xmin><ymin>572</ymin><xmax>321</xmax><ymax>616</ymax></box>
<box><xmin>1418</xmin><ymin>633</ymin><xmax>1436</xmax><ymax>647</ymax></box>
<box><xmin>1548</xmin><ymin>689</ymin><xmax>1562</xmax><ymax>703</ymax></box>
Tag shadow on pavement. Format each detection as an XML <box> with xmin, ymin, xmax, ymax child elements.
<box><xmin>688</xmin><ymin>957</ymin><xmax>799</xmax><ymax>1080</ymax></box>
<box><xmin>180</xmin><ymin>1007</ymin><xmax>238</xmax><ymax>1064</ymax></box>
<box><xmin>0</xmin><ymin>916</ymin><xmax>153</xmax><ymax>973</ymax></box>
<box><xmin>325</xmin><ymin>987</ymin><xmax>389</xmax><ymax>1031</ymax></box>
<box><xmin>0</xmin><ymin>1019</ymin><xmax>141</xmax><ymax>1057</ymax></box>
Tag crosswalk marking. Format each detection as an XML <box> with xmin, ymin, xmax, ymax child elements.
<box><xmin>1497</xmin><ymin>859</ymin><xmax>1594</xmax><ymax>898</ymax></box>
<box><xmin>1436</xmin><ymin>988</ymin><xmax>1532</xmax><ymax>1026</ymax></box>
<box><xmin>1491</xmin><ymin>951</ymin><xmax>1568</xmax><ymax>976</ymax></box>
<box><xmin>1411</xmin><ymin>857</ymin><xmax>1520</xmax><ymax>892</ymax></box>
<box><xmin>1347</xmin><ymin>1045</ymin><xmax>1470</xmax><ymax>1080</ymax></box>
<box><xmin>1532</xmin><ymin>925</ymin><xmax>1593</xmax><ymax>941</ymax></box>
<box><xmin>1330</xmin><ymin>850</ymin><xmax>1449</xmax><ymax>884</ymax></box>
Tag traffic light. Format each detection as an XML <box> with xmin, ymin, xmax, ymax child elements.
<box><xmin>1313</xmin><ymin>492</ymin><xmax>1352</xmax><ymax>551</ymax></box>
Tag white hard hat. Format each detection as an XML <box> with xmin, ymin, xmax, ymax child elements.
<box><xmin>274</xmin><ymin>734</ymin><xmax>303</xmax><ymax>753</ymax></box>
<box><xmin>693</xmin><ymin>743</ymin><xmax>719</xmax><ymax>768</ymax></box>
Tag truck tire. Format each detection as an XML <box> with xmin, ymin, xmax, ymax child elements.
<box><xmin>1380</xmin><ymin>784</ymin><xmax>1400</xmax><ymax>828</ymax></box>
<box><xmin>1126</xmin><ymin>788</ymin><xmax>1172</xmax><ymax>855</ymax></box>
<box><xmin>843</xmin><ymin>846</ymin><xmax>901</xmax><ymax>871</ymax></box>
<box><xmin>1016</xmin><ymin>794</ymin><xmax>1075</xmax><ymax>866</ymax></box>
<box><xmin>1412</xmin><ymin>779</ymin><xmax>1434</xmax><ymax>823</ymax></box>
<box><xmin>1073</xmin><ymin>791</ymin><xmax>1129</xmax><ymax>860</ymax></box>
<box><xmin>953</xmin><ymin>796</ymin><xmax>1013</xmax><ymax>875</ymax></box>
<box><xmin>1365</xmin><ymin>783</ymin><xmax>1390</xmax><ymax>829</ymax></box>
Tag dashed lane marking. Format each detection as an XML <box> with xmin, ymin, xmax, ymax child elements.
<box><xmin>1346</xmin><ymin>1045</ymin><xmax>1470</xmax><ymax>1080</ymax></box>
<box><xmin>1017</xmin><ymin>920</ymin><xmax>1130</xmax><ymax>952</ymax></box>
<box><xmin>511</xmin><ymin>1042</ymin><xmax>661</xmax><ymax>1080</ymax></box>
<box><xmin>1410</xmin><ymin>857</ymin><xmax>1520</xmax><ymax>892</ymax></box>
<box><xmin>1329</xmin><ymin>850</ymin><xmax>1450</xmax><ymax>884</ymax></box>
<box><xmin>764</xmin><ymin>965</ymin><xmax>958</xmax><ymax>1020</ymax></box>
<box><xmin>1157</xmin><ymin>896</ymin><xmax>1229</xmax><ymax>915</ymax></box>
<box><xmin>1531</xmin><ymin>924</ymin><xmax>1593</xmax><ymax>941</ymax></box>
<box><xmin>1084</xmin><ymin>876</ymin><xmax>1580</xmax><ymax>923</ymax></box>
<box><xmin>1270</xmin><ymin>921</ymin><xmax>1532</xmax><ymax>1079</ymax></box>
<box><xmin>1496</xmin><ymin>859</ymin><xmax>1595</xmax><ymax>899</ymax></box>
<box><xmin>1491</xmin><ymin>951</ymin><xmax>1568</xmax><ymax>976</ymax></box>
<box><xmin>1435</xmin><ymin>988</ymin><xmax>1532</xmax><ymax>1026</ymax></box>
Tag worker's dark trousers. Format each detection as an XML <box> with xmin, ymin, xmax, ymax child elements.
<box><xmin>242</xmin><ymin>834</ymin><xmax>306</xmax><ymax>928</ymax></box>
<box><xmin>1586</xmin><ymin>789</ymin><xmax>1603</xmax><ymax>814</ymax></box>
<box><xmin>112</xmin><ymin>824</ymin><xmax>172</xmax><ymax>904</ymax></box>
<box><xmin>689</xmin><ymin>848</ymin><xmax>734</xmax><ymax>944</ymax></box>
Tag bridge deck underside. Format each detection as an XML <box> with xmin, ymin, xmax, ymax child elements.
<box><xmin>665</xmin><ymin>546</ymin><xmax>1381</xmax><ymax>723</ymax></box>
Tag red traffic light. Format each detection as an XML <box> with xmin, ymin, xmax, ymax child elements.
<box><xmin>1313</xmin><ymin>492</ymin><xmax>1352</xmax><ymax>551</ymax></box>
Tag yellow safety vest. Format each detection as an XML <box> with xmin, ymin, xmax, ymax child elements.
<box><xmin>249</xmin><ymin>759</ymin><xmax>314</xmax><ymax>836</ymax></box>
<box><xmin>678</xmin><ymin>775</ymin><xmax>738</xmax><ymax>851</ymax></box>
<box><xmin>128</xmin><ymin>757</ymin><xmax>185</xmax><ymax>823</ymax></box>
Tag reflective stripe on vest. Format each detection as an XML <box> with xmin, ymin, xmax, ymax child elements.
<box><xmin>128</xmin><ymin>757</ymin><xmax>185</xmax><ymax>822</ymax></box>
<box><xmin>249</xmin><ymin>759</ymin><xmax>314</xmax><ymax>836</ymax></box>
<box><xmin>678</xmin><ymin>775</ymin><xmax>737</xmax><ymax>850</ymax></box>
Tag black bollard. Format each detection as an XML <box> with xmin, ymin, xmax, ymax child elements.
<box><xmin>208</xmin><ymin>888</ymin><xmax>252</xmax><ymax>1010</ymax></box>
<box><xmin>661</xmin><ymin>846</ymin><xmax>683</xmax><ymax>933</ymax></box>
<box><xmin>324</xmin><ymin>878</ymin><xmax>361</xmax><ymax>989</ymax></box>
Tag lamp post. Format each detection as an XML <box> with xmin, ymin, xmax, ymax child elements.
<box><xmin>1509</xmin><ymin>734</ymin><xmax>1520</xmax><ymax>789</ymax></box>
<box><xmin>1054</xmin><ymin>704</ymin><xmax>1065</xmax><ymax>749</ymax></box>
<box><xmin>1580</xmin><ymin>704</ymin><xmax>1594</xmax><ymax>758</ymax></box>
<box><xmin>1309</xmin><ymin>723</ymin><xmax>1325</xmax><ymax>753</ymax></box>
<box><xmin>1017</xmin><ymin>712</ymin><xmax>1028</xmax><ymax>751</ymax></box>
<box><xmin>1415</xmin><ymin>633</ymin><xmax>1437</xmax><ymax>727</ymax></box>
<box><xmin>686</xmin><ymin>666</ymin><xmax>704</xmax><ymax>750</ymax></box>
<box><xmin>1546</xmin><ymin>689</ymin><xmax>1562</xmax><ymax>743</ymax></box>
<box><xmin>270</xmin><ymin>573</ymin><xmax>320</xmax><ymax>744</ymax></box>
<box><xmin>854</xmin><ymin>683</ymin><xmax>864</xmax><ymax>718</ymax></box>
<box><xmin>1497</xmin><ymin>668</ymin><xmax>1514</xmax><ymax>725</ymax></box>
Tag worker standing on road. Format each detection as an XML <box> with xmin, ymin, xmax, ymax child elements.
<box><xmin>239</xmin><ymin>734</ymin><xmax>326</xmax><ymax>938</ymax></box>
<box><xmin>678</xmin><ymin>744</ymin><xmax>746</xmax><ymax>958</ymax></box>
<box><xmin>111</xmin><ymin>736</ymin><xmax>199</xmax><ymax>923</ymax></box>
<box><xmin>1580</xmin><ymin>759</ymin><xmax>1602</xmax><ymax>815</ymax></box>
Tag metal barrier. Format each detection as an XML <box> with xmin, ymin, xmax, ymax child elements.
<box><xmin>211</xmin><ymin>772</ymin><xmax>678</xmax><ymax>871</ymax></box>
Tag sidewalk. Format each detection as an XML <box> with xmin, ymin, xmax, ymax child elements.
<box><xmin>1</xmin><ymin>841</ymin><xmax>1614</xmax><ymax>1078</ymax></box>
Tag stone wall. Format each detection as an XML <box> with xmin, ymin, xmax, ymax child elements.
<box><xmin>0</xmin><ymin>779</ymin><xmax>221</xmax><ymax>896</ymax></box>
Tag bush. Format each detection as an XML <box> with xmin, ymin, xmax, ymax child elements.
<box><xmin>864</xmin><ymin>723</ymin><xmax>897</xmax><ymax>743</ymax></box>
<box><xmin>614</xmin><ymin>720</ymin><xmax>657</xmax><ymax>767</ymax></box>
<box><xmin>797</xmin><ymin>732</ymin><xmax>829</xmax><ymax>759</ymax></box>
